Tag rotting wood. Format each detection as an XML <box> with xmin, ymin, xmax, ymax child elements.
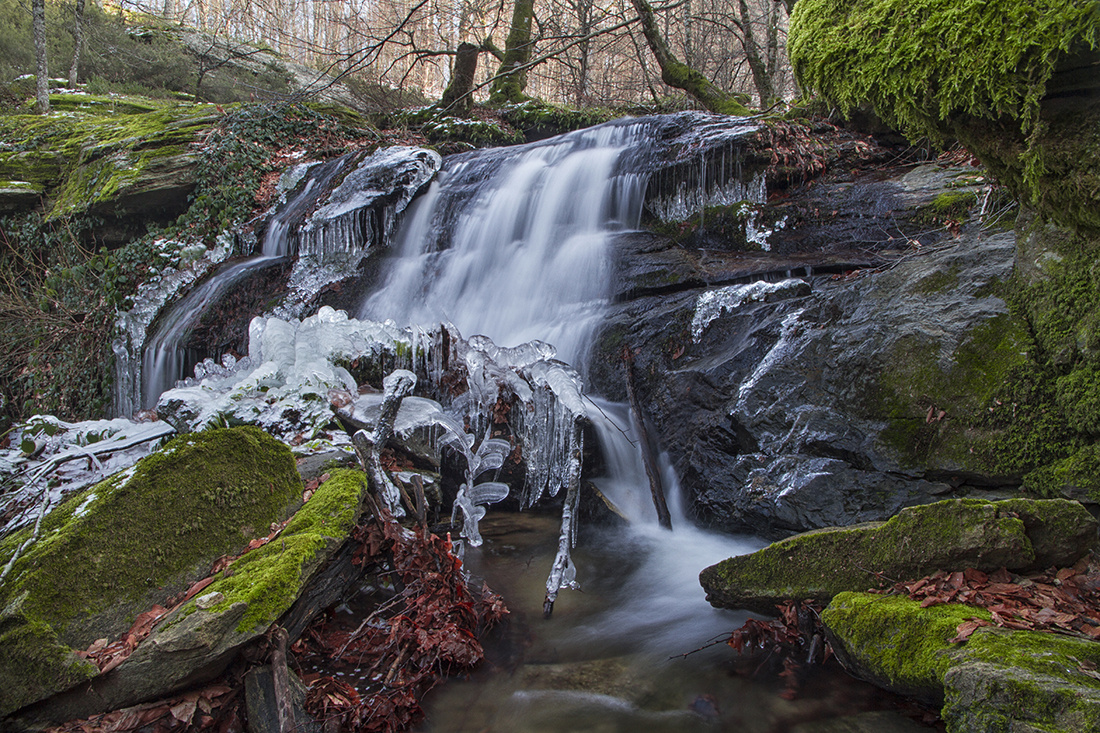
<box><xmin>622</xmin><ymin>347</ymin><xmax>671</xmax><ymax>529</ymax></box>
<box><xmin>270</xmin><ymin>627</ymin><xmax>295</xmax><ymax>733</ymax></box>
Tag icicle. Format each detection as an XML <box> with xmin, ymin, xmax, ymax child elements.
<box><xmin>543</xmin><ymin>417</ymin><xmax>584</xmax><ymax>618</ymax></box>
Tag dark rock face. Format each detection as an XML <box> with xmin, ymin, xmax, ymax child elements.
<box><xmin>591</xmin><ymin>147</ymin><xmax>1021</xmax><ymax>537</ymax></box>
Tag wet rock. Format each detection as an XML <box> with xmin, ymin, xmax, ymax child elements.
<box><xmin>788</xmin><ymin>710</ymin><xmax>932</xmax><ymax>733</ymax></box>
<box><xmin>699</xmin><ymin>498</ymin><xmax>1095</xmax><ymax>613</ymax></box>
<box><xmin>594</xmin><ymin>197</ymin><xmax>1020</xmax><ymax>535</ymax></box>
<box><xmin>5</xmin><ymin>440</ymin><xmax>367</xmax><ymax>729</ymax></box>
<box><xmin>0</xmin><ymin>426</ymin><xmax>302</xmax><ymax>717</ymax></box>
<box><xmin>943</xmin><ymin>651</ymin><xmax>1100</xmax><ymax>733</ymax></box>
<box><xmin>244</xmin><ymin>664</ymin><xmax>319</xmax><ymax>733</ymax></box>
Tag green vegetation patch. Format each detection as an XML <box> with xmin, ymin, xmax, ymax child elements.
<box><xmin>189</xmin><ymin>468</ymin><xmax>366</xmax><ymax>634</ymax></box>
<box><xmin>789</xmin><ymin>0</ymin><xmax>1100</xmax><ymax>145</ymax></box>
<box><xmin>788</xmin><ymin>0</ymin><xmax>1100</xmax><ymax>232</ymax></box>
<box><xmin>823</xmin><ymin>592</ymin><xmax>988</xmax><ymax>702</ymax></box>
<box><xmin>943</xmin><ymin>628</ymin><xmax>1100</xmax><ymax>732</ymax></box>
<box><xmin>499</xmin><ymin>101</ymin><xmax>621</xmax><ymax>134</ymax></box>
<box><xmin>0</xmin><ymin>426</ymin><xmax>301</xmax><ymax>645</ymax></box>
<box><xmin>0</xmin><ymin>426</ymin><xmax>302</xmax><ymax>713</ymax></box>
<box><xmin>869</xmin><ymin>313</ymin><xmax>1032</xmax><ymax>473</ymax></box>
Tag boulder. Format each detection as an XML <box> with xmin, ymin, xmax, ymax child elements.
<box><xmin>699</xmin><ymin>498</ymin><xmax>1096</xmax><ymax>613</ymax></box>
<box><xmin>822</xmin><ymin>592</ymin><xmax>1100</xmax><ymax>732</ymax></box>
<box><xmin>0</xmin><ymin>427</ymin><xmax>302</xmax><ymax>718</ymax></box>
<box><xmin>591</xmin><ymin>155</ymin><xmax>1022</xmax><ymax>537</ymax></box>
<box><xmin>821</xmin><ymin>592</ymin><xmax>989</xmax><ymax>704</ymax></box>
<box><xmin>12</xmin><ymin>466</ymin><xmax>367</xmax><ymax>728</ymax></box>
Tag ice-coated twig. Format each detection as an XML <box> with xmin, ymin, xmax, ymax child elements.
<box><xmin>353</xmin><ymin>369</ymin><xmax>417</xmax><ymax>518</ymax></box>
<box><xmin>543</xmin><ymin>417</ymin><xmax>584</xmax><ymax>618</ymax></box>
<box><xmin>0</xmin><ymin>476</ymin><xmax>52</xmax><ymax>584</ymax></box>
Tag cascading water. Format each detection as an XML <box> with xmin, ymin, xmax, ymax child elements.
<box><xmin>139</xmin><ymin>157</ymin><xmax>349</xmax><ymax>408</ymax></box>
<box><xmin>361</xmin><ymin>122</ymin><xmax>649</xmax><ymax>366</ymax></box>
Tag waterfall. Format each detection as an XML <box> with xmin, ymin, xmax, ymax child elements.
<box><xmin>138</xmin><ymin>157</ymin><xmax>350</xmax><ymax>409</ymax></box>
<box><xmin>360</xmin><ymin>120</ymin><xmax>651</xmax><ymax>367</ymax></box>
<box><xmin>131</xmin><ymin>148</ymin><xmax>441</xmax><ymax>412</ymax></box>
<box><xmin>358</xmin><ymin>114</ymin><xmax>765</xmax><ymax>647</ymax></box>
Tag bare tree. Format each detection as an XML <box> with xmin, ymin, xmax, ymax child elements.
<box><xmin>630</xmin><ymin>0</ymin><xmax>749</xmax><ymax>114</ymax></box>
<box><xmin>69</xmin><ymin>0</ymin><xmax>87</xmax><ymax>89</ymax></box>
<box><xmin>490</xmin><ymin>0</ymin><xmax>536</xmax><ymax>102</ymax></box>
<box><xmin>32</xmin><ymin>0</ymin><xmax>49</xmax><ymax>114</ymax></box>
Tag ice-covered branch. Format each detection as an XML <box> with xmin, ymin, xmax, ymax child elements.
<box><xmin>353</xmin><ymin>370</ymin><xmax>417</xmax><ymax>518</ymax></box>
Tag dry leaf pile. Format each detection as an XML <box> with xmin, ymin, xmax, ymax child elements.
<box><xmin>292</xmin><ymin>514</ymin><xmax>508</xmax><ymax>733</ymax></box>
<box><xmin>885</xmin><ymin>556</ymin><xmax>1100</xmax><ymax>643</ymax></box>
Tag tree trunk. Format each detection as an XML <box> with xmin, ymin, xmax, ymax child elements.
<box><xmin>629</xmin><ymin>0</ymin><xmax>750</xmax><ymax>115</ymax></box>
<box><xmin>32</xmin><ymin>0</ymin><xmax>49</xmax><ymax>114</ymax></box>
<box><xmin>738</xmin><ymin>0</ymin><xmax>776</xmax><ymax>106</ymax></box>
<box><xmin>490</xmin><ymin>0</ymin><xmax>535</xmax><ymax>104</ymax></box>
<box><xmin>440</xmin><ymin>42</ymin><xmax>480</xmax><ymax>114</ymax></box>
<box><xmin>571</xmin><ymin>0</ymin><xmax>592</xmax><ymax>105</ymax></box>
<box><xmin>68</xmin><ymin>0</ymin><xmax>85</xmax><ymax>89</ymax></box>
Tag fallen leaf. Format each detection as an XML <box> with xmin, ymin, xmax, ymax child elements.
<box><xmin>169</xmin><ymin>699</ymin><xmax>197</xmax><ymax>724</ymax></box>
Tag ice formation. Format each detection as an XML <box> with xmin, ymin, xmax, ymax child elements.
<box><xmin>152</xmin><ymin>306</ymin><xmax>587</xmax><ymax>547</ymax></box>
<box><xmin>691</xmin><ymin>278</ymin><xmax>809</xmax><ymax>342</ymax></box>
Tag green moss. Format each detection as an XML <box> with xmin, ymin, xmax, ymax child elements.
<box><xmin>870</xmin><ymin>313</ymin><xmax>1031</xmax><ymax>472</ymax></box>
<box><xmin>789</xmin><ymin>0</ymin><xmax>1100</xmax><ymax>233</ymax></box>
<box><xmin>823</xmin><ymin>592</ymin><xmax>989</xmax><ymax>699</ymax></box>
<box><xmin>0</xmin><ymin>426</ymin><xmax>302</xmax><ymax>714</ymax></box>
<box><xmin>193</xmin><ymin>467</ymin><xmax>366</xmax><ymax>633</ymax></box>
<box><xmin>0</xmin><ymin>426</ymin><xmax>301</xmax><ymax>646</ymax></box>
<box><xmin>943</xmin><ymin>628</ymin><xmax>1100</xmax><ymax>732</ymax></box>
<box><xmin>499</xmin><ymin>101</ymin><xmax>620</xmax><ymax>134</ymax></box>
<box><xmin>0</xmin><ymin>596</ymin><xmax>98</xmax><ymax>715</ymax></box>
<box><xmin>1024</xmin><ymin>445</ymin><xmax>1100</xmax><ymax>503</ymax></box>
<box><xmin>912</xmin><ymin>265</ymin><xmax>960</xmax><ymax>295</ymax></box>
<box><xmin>789</xmin><ymin>0</ymin><xmax>1100</xmax><ymax>148</ymax></box>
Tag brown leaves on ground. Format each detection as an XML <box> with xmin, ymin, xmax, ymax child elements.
<box><xmin>44</xmin><ymin>682</ymin><xmax>240</xmax><ymax>733</ymax></box>
<box><xmin>293</xmin><ymin>514</ymin><xmax>508</xmax><ymax>733</ymax></box>
<box><xmin>888</xmin><ymin>555</ymin><xmax>1100</xmax><ymax>643</ymax></box>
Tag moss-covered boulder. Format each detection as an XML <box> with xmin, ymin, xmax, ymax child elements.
<box><xmin>699</xmin><ymin>498</ymin><xmax>1096</xmax><ymax>613</ymax></box>
<box><xmin>15</xmin><ymin>467</ymin><xmax>368</xmax><ymax>728</ymax></box>
<box><xmin>0</xmin><ymin>426</ymin><xmax>303</xmax><ymax>716</ymax></box>
<box><xmin>789</xmin><ymin>0</ymin><xmax>1100</xmax><ymax>235</ymax></box>
<box><xmin>822</xmin><ymin>592</ymin><xmax>1100</xmax><ymax>731</ymax></box>
<box><xmin>821</xmin><ymin>592</ymin><xmax>988</xmax><ymax>703</ymax></box>
<box><xmin>943</xmin><ymin>632</ymin><xmax>1100</xmax><ymax>732</ymax></box>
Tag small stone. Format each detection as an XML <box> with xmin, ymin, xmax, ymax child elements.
<box><xmin>196</xmin><ymin>592</ymin><xmax>224</xmax><ymax>610</ymax></box>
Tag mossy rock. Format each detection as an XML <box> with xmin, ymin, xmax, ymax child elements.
<box><xmin>822</xmin><ymin>592</ymin><xmax>989</xmax><ymax>703</ymax></box>
<box><xmin>699</xmin><ymin>498</ymin><xmax>1096</xmax><ymax>613</ymax></box>
<box><xmin>14</xmin><ymin>467</ymin><xmax>368</xmax><ymax>728</ymax></box>
<box><xmin>789</xmin><ymin>0</ymin><xmax>1100</xmax><ymax>235</ymax></box>
<box><xmin>0</xmin><ymin>426</ymin><xmax>303</xmax><ymax>716</ymax></box>
<box><xmin>823</xmin><ymin>592</ymin><xmax>1100</xmax><ymax>731</ymax></box>
<box><xmin>943</xmin><ymin>629</ymin><xmax>1100</xmax><ymax>733</ymax></box>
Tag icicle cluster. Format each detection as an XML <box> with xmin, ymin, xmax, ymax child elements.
<box><xmin>150</xmin><ymin>307</ymin><xmax>586</xmax><ymax>545</ymax></box>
